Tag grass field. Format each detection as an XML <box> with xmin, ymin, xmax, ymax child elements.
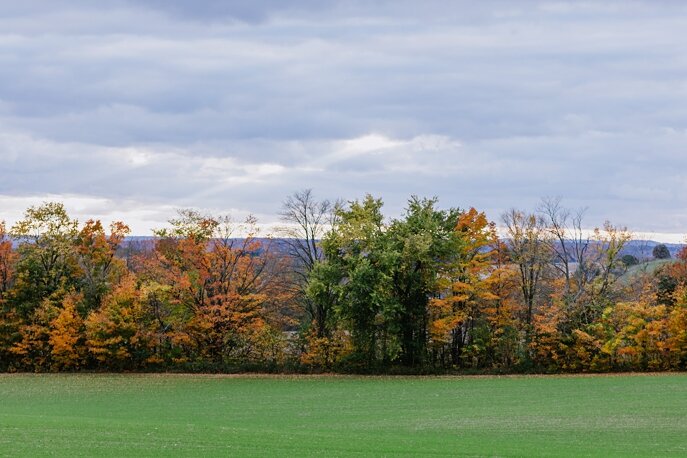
<box><xmin>622</xmin><ymin>258</ymin><xmax>675</xmax><ymax>283</ymax></box>
<box><xmin>1</xmin><ymin>373</ymin><xmax>686</xmax><ymax>456</ymax></box>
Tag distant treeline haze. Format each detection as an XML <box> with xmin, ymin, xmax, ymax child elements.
<box><xmin>1</xmin><ymin>191</ymin><xmax>686</xmax><ymax>373</ymax></box>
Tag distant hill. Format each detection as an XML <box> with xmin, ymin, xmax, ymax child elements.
<box><xmin>10</xmin><ymin>236</ymin><xmax>685</xmax><ymax>261</ymax></box>
<box><xmin>625</xmin><ymin>258</ymin><xmax>675</xmax><ymax>275</ymax></box>
<box><xmin>118</xmin><ymin>236</ymin><xmax>296</xmax><ymax>256</ymax></box>
<box><xmin>620</xmin><ymin>240</ymin><xmax>684</xmax><ymax>260</ymax></box>
<box><xmin>618</xmin><ymin>258</ymin><xmax>677</xmax><ymax>285</ymax></box>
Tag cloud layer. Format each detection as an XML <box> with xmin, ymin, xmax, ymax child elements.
<box><xmin>1</xmin><ymin>1</ymin><xmax>686</xmax><ymax>238</ymax></box>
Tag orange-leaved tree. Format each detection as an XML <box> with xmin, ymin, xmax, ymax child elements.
<box><xmin>85</xmin><ymin>274</ymin><xmax>152</xmax><ymax>369</ymax></box>
<box><xmin>0</xmin><ymin>221</ymin><xmax>18</xmax><ymax>369</ymax></box>
<box><xmin>429</xmin><ymin>208</ymin><xmax>499</xmax><ymax>367</ymax></box>
<box><xmin>49</xmin><ymin>293</ymin><xmax>86</xmax><ymax>370</ymax></box>
<box><xmin>148</xmin><ymin>210</ymin><xmax>288</xmax><ymax>366</ymax></box>
<box><xmin>666</xmin><ymin>285</ymin><xmax>687</xmax><ymax>369</ymax></box>
<box><xmin>75</xmin><ymin>220</ymin><xmax>130</xmax><ymax>312</ymax></box>
<box><xmin>0</xmin><ymin>221</ymin><xmax>16</xmax><ymax>301</ymax></box>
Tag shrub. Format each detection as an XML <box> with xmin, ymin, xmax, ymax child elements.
<box><xmin>621</xmin><ymin>254</ymin><xmax>639</xmax><ymax>267</ymax></box>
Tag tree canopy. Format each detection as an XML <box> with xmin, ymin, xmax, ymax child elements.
<box><xmin>1</xmin><ymin>195</ymin><xmax>686</xmax><ymax>374</ymax></box>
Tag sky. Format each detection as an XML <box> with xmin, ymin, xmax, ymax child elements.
<box><xmin>1</xmin><ymin>0</ymin><xmax>686</xmax><ymax>240</ymax></box>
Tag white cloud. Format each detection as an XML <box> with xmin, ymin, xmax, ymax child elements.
<box><xmin>0</xmin><ymin>1</ymin><xmax>686</xmax><ymax>240</ymax></box>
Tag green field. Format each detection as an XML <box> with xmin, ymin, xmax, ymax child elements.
<box><xmin>0</xmin><ymin>374</ymin><xmax>686</xmax><ymax>456</ymax></box>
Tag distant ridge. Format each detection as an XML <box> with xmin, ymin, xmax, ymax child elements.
<box><xmin>617</xmin><ymin>240</ymin><xmax>684</xmax><ymax>260</ymax></box>
<box><xmin>9</xmin><ymin>236</ymin><xmax>685</xmax><ymax>261</ymax></box>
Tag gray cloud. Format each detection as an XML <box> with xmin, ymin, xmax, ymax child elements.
<box><xmin>0</xmin><ymin>1</ymin><xmax>686</xmax><ymax>238</ymax></box>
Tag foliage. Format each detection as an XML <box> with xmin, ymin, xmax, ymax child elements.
<box><xmin>0</xmin><ymin>198</ymin><xmax>686</xmax><ymax>374</ymax></box>
<box><xmin>428</xmin><ymin>207</ymin><xmax>499</xmax><ymax>367</ymax></box>
<box><xmin>653</xmin><ymin>243</ymin><xmax>671</xmax><ymax>260</ymax></box>
<box><xmin>10</xmin><ymin>202</ymin><xmax>80</xmax><ymax>317</ymax></box>
<box><xmin>84</xmin><ymin>275</ymin><xmax>151</xmax><ymax>369</ymax></box>
<box><xmin>621</xmin><ymin>254</ymin><xmax>639</xmax><ymax>267</ymax></box>
<box><xmin>316</xmin><ymin>195</ymin><xmax>395</xmax><ymax>368</ymax></box>
<box><xmin>49</xmin><ymin>293</ymin><xmax>86</xmax><ymax>370</ymax></box>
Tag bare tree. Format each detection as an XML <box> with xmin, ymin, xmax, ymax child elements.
<box><xmin>278</xmin><ymin>190</ymin><xmax>335</xmax><ymax>279</ymax></box>
<box><xmin>278</xmin><ymin>189</ymin><xmax>338</xmax><ymax>334</ymax></box>
<box><xmin>538</xmin><ymin>197</ymin><xmax>591</xmax><ymax>303</ymax></box>
<box><xmin>502</xmin><ymin>208</ymin><xmax>551</xmax><ymax>332</ymax></box>
<box><xmin>538</xmin><ymin>197</ymin><xmax>632</xmax><ymax>324</ymax></box>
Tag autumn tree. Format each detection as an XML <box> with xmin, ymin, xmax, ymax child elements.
<box><xmin>589</xmin><ymin>227</ymin><xmax>632</xmax><ymax>303</ymax></box>
<box><xmin>0</xmin><ymin>222</ymin><xmax>19</xmax><ymax>369</ymax></box>
<box><xmin>85</xmin><ymin>275</ymin><xmax>151</xmax><ymax>369</ymax></box>
<box><xmin>483</xmin><ymin>240</ymin><xmax>523</xmax><ymax>368</ymax></box>
<box><xmin>654</xmin><ymin>247</ymin><xmax>687</xmax><ymax>306</ymax></box>
<box><xmin>149</xmin><ymin>209</ymin><xmax>218</xmax><ymax>312</ymax></box>
<box><xmin>147</xmin><ymin>210</ymin><xmax>287</xmax><ymax>366</ymax></box>
<box><xmin>502</xmin><ymin>208</ymin><xmax>550</xmax><ymax>337</ymax></box>
<box><xmin>1</xmin><ymin>197</ymin><xmax>683</xmax><ymax>374</ymax></box>
<box><xmin>3</xmin><ymin>203</ymin><xmax>81</xmax><ymax>371</ymax></box>
<box><xmin>76</xmin><ymin>220</ymin><xmax>130</xmax><ymax>312</ymax></box>
<box><xmin>49</xmin><ymin>293</ymin><xmax>86</xmax><ymax>370</ymax></box>
<box><xmin>8</xmin><ymin>298</ymin><xmax>57</xmax><ymax>370</ymax></box>
<box><xmin>666</xmin><ymin>285</ymin><xmax>687</xmax><ymax>369</ymax></box>
<box><xmin>599</xmin><ymin>288</ymin><xmax>668</xmax><ymax>372</ymax></box>
<box><xmin>0</xmin><ymin>222</ymin><xmax>16</xmax><ymax>301</ymax></box>
<box><xmin>429</xmin><ymin>208</ymin><xmax>499</xmax><ymax>367</ymax></box>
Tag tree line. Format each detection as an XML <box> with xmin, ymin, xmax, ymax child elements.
<box><xmin>0</xmin><ymin>192</ymin><xmax>686</xmax><ymax>373</ymax></box>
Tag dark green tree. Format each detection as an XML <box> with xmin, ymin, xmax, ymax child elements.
<box><xmin>653</xmin><ymin>244</ymin><xmax>671</xmax><ymax>260</ymax></box>
<box><xmin>386</xmin><ymin>197</ymin><xmax>461</xmax><ymax>366</ymax></box>
<box><xmin>10</xmin><ymin>202</ymin><xmax>80</xmax><ymax>316</ymax></box>
<box><xmin>316</xmin><ymin>195</ymin><xmax>396</xmax><ymax>367</ymax></box>
<box><xmin>621</xmin><ymin>254</ymin><xmax>639</xmax><ymax>267</ymax></box>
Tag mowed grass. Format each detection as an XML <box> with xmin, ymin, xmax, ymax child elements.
<box><xmin>0</xmin><ymin>373</ymin><xmax>686</xmax><ymax>457</ymax></box>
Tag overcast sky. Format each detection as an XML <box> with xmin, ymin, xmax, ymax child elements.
<box><xmin>1</xmin><ymin>1</ymin><xmax>686</xmax><ymax>240</ymax></box>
